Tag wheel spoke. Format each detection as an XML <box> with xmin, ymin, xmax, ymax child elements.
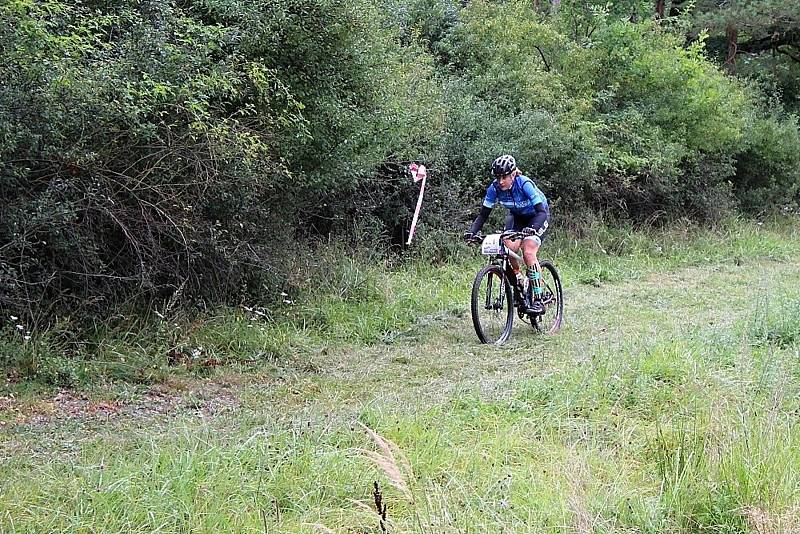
<box><xmin>531</xmin><ymin>261</ymin><xmax>563</xmax><ymax>335</ymax></box>
<box><xmin>471</xmin><ymin>266</ymin><xmax>513</xmax><ymax>344</ymax></box>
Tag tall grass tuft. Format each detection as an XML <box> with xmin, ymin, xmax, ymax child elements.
<box><xmin>651</xmin><ymin>409</ymin><xmax>800</xmax><ymax>531</ymax></box>
<box><xmin>750</xmin><ymin>298</ymin><xmax>800</xmax><ymax>349</ymax></box>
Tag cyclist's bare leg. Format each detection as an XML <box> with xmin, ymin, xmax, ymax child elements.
<box><xmin>503</xmin><ymin>238</ymin><xmax>523</xmax><ymax>272</ymax></box>
<box><xmin>522</xmin><ymin>237</ymin><xmax>544</xmax><ymax>304</ymax></box>
<box><xmin>521</xmin><ymin>237</ymin><xmax>540</xmax><ymax>271</ymax></box>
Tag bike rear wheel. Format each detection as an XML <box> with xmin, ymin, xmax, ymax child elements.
<box><xmin>471</xmin><ymin>265</ymin><xmax>514</xmax><ymax>344</ymax></box>
<box><xmin>530</xmin><ymin>260</ymin><xmax>564</xmax><ymax>335</ymax></box>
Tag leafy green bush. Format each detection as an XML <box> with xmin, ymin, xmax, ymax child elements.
<box><xmin>428</xmin><ymin>2</ymin><xmax>781</xmax><ymax>224</ymax></box>
<box><xmin>736</xmin><ymin>112</ymin><xmax>800</xmax><ymax>210</ymax></box>
<box><xmin>0</xmin><ymin>0</ymin><xmax>446</xmax><ymax>325</ymax></box>
<box><xmin>588</xmin><ymin>23</ymin><xmax>749</xmax><ymax>153</ymax></box>
<box><xmin>2</xmin><ymin>0</ymin><xmax>799</xmax><ymax>342</ymax></box>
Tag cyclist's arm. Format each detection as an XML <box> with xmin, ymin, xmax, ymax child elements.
<box><xmin>468</xmin><ymin>184</ymin><xmax>498</xmax><ymax>235</ymax></box>
<box><xmin>522</xmin><ymin>180</ymin><xmax>549</xmax><ymax>232</ymax></box>
<box><xmin>468</xmin><ymin>205</ymin><xmax>492</xmax><ymax>235</ymax></box>
<box><xmin>528</xmin><ymin>202</ymin><xmax>549</xmax><ymax>233</ymax></box>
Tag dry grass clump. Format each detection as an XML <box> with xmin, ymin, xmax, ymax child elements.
<box><xmin>357</xmin><ymin>422</ymin><xmax>414</xmax><ymax>502</ymax></box>
<box><xmin>744</xmin><ymin>506</ymin><xmax>799</xmax><ymax>534</ymax></box>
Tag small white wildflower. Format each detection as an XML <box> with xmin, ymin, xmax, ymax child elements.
<box><xmin>15</xmin><ymin>324</ymin><xmax>24</xmax><ymax>331</ymax></box>
<box><xmin>10</xmin><ymin>316</ymin><xmax>18</xmax><ymax>321</ymax></box>
<box><xmin>280</xmin><ymin>291</ymin><xmax>288</xmax><ymax>297</ymax></box>
<box><xmin>23</xmin><ymin>335</ymin><xmax>31</xmax><ymax>341</ymax></box>
<box><xmin>283</xmin><ymin>299</ymin><xmax>294</xmax><ymax>305</ymax></box>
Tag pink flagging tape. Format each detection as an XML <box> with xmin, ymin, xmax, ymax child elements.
<box><xmin>407</xmin><ymin>164</ymin><xmax>427</xmax><ymax>245</ymax></box>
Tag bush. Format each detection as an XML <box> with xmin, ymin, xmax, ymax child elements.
<box><xmin>2</xmin><ymin>0</ymin><xmax>799</xmax><ymax>340</ymax></box>
<box><xmin>434</xmin><ymin>2</ymin><xmax>764</xmax><ymax>222</ymax></box>
<box><xmin>0</xmin><ymin>0</ymin><xmax>446</xmax><ymax>325</ymax></box>
<box><xmin>735</xmin><ymin>113</ymin><xmax>800</xmax><ymax>210</ymax></box>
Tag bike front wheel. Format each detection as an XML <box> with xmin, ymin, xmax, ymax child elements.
<box><xmin>531</xmin><ymin>260</ymin><xmax>564</xmax><ymax>335</ymax></box>
<box><xmin>471</xmin><ymin>265</ymin><xmax>514</xmax><ymax>344</ymax></box>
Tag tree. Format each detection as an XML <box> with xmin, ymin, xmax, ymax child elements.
<box><xmin>686</xmin><ymin>1</ymin><xmax>800</xmax><ymax>95</ymax></box>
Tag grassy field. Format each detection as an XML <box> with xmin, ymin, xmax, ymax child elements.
<box><xmin>2</xmin><ymin>218</ymin><xmax>800</xmax><ymax>532</ymax></box>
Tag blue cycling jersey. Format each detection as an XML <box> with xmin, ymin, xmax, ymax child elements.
<box><xmin>483</xmin><ymin>175</ymin><xmax>548</xmax><ymax>216</ymax></box>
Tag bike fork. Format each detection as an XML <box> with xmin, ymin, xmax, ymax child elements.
<box><xmin>484</xmin><ymin>273</ymin><xmax>494</xmax><ymax>310</ymax></box>
<box><xmin>485</xmin><ymin>261</ymin><xmax>509</xmax><ymax>310</ymax></box>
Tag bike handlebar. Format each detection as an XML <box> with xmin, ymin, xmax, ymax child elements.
<box><xmin>467</xmin><ymin>230</ymin><xmax>530</xmax><ymax>244</ymax></box>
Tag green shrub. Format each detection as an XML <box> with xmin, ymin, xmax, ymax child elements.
<box><xmin>2</xmin><ymin>0</ymin><xmax>799</xmax><ymax>341</ymax></box>
<box><xmin>736</xmin><ymin>112</ymin><xmax>800</xmax><ymax>210</ymax></box>
<box><xmin>0</xmin><ymin>0</ymin><xmax>446</xmax><ymax>324</ymax></box>
<box><xmin>433</xmin><ymin>2</ymin><xmax>770</xmax><ymax>223</ymax></box>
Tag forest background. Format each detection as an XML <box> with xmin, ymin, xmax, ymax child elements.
<box><xmin>2</xmin><ymin>0</ymin><xmax>800</xmax><ymax>378</ymax></box>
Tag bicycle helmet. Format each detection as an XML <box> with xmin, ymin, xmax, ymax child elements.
<box><xmin>491</xmin><ymin>154</ymin><xmax>516</xmax><ymax>178</ymax></box>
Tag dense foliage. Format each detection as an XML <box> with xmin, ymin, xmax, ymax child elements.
<box><xmin>2</xmin><ymin>0</ymin><xmax>799</xmax><ymax>325</ymax></box>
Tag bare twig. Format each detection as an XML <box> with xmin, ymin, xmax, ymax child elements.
<box><xmin>373</xmin><ymin>481</ymin><xmax>388</xmax><ymax>533</ymax></box>
<box><xmin>534</xmin><ymin>45</ymin><xmax>551</xmax><ymax>72</ymax></box>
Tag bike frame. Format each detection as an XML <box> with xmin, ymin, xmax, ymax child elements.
<box><xmin>483</xmin><ymin>235</ymin><xmax>525</xmax><ymax>311</ymax></box>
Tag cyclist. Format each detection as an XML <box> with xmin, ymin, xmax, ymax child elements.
<box><xmin>463</xmin><ymin>154</ymin><xmax>550</xmax><ymax>314</ymax></box>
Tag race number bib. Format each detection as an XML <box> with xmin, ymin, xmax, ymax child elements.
<box><xmin>481</xmin><ymin>234</ymin><xmax>503</xmax><ymax>255</ymax></box>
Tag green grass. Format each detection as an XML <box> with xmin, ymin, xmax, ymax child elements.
<box><xmin>2</xmin><ymin>217</ymin><xmax>800</xmax><ymax>532</ymax></box>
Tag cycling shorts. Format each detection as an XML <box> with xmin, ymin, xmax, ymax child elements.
<box><xmin>505</xmin><ymin>213</ymin><xmax>550</xmax><ymax>245</ymax></box>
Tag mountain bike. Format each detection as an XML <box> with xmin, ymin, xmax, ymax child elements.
<box><xmin>468</xmin><ymin>231</ymin><xmax>563</xmax><ymax>344</ymax></box>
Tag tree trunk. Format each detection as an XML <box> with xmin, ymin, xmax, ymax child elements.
<box><xmin>655</xmin><ymin>0</ymin><xmax>665</xmax><ymax>19</ymax></box>
<box><xmin>725</xmin><ymin>24</ymin><xmax>738</xmax><ymax>74</ymax></box>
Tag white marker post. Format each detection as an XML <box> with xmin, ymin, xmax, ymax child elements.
<box><xmin>407</xmin><ymin>163</ymin><xmax>427</xmax><ymax>245</ymax></box>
